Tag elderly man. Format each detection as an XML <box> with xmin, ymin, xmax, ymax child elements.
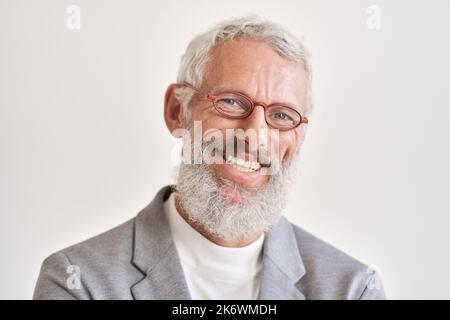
<box><xmin>34</xmin><ymin>15</ymin><xmax>385</xmax><ymax>300</ymax></box>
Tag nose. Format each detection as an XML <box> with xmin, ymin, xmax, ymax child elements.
<box><xmin>238</xmin><ymin>104</ymin><xmax>270</xmax><ymax>155</ymax></box>
<box><xmin>241</xmin><ymin>103</ymin><xmax>268</xmax><ymax>131</ymax></box>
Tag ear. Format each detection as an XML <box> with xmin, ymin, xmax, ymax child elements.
<box><xmin>164</xmin><ymin>84</ymin><xmax>186</xmax><ymax>137</ymax></box>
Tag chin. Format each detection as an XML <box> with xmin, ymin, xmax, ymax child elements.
<box><xmin>219</xmin><ymin>186</ymin><xmax>247</xmax><ymax>204</ymax></box>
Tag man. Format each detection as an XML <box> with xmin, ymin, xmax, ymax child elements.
<box><xmin>33</xmin><ymin>15</ymin><xmax>385</xmax><ymax>300</ymax></box>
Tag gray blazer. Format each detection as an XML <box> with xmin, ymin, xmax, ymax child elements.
<box><xmin>33</xmin><ymin>185</ymin><xmax>386</xmax><ymax>300</ymax></box>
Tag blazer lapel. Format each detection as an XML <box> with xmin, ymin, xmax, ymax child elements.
<box><xmin>130</xmin><ymin>186</ymin><xmax>191</xmax><ymax>300</ymax></box>
<box><xmin>258</xmin><ymin>217</ymin><xmax>306</xmax><ymax>300</ymax></box>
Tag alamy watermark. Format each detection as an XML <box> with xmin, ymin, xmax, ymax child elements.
<box><xmin>66</xmin><ymin>264</ymin><xmax>81</xmax><ymax>290</ymax></box>
<box><xmin>170</xmin><ymin>121</ymin><xmax>282</xmax><ymax>175</ymax></box>
<box><xmin>66</xmin><ymin>5</ymin><xmax>81</xmax><ymax>30</ymax></box>
<box><xmin>366</xmin><ymin>5</ymin><xmax>382</xmax><ymax>30</ymax></box>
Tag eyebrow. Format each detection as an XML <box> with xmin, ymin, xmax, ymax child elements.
<box><xmin>210</xmin><ymin>86</ymin><xmax>302</xmax><ymax>111</ymax></box>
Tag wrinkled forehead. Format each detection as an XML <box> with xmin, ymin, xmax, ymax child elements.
<box><xmin>202</xmin><ymin>38</ymin><xmax>308</xmax><ymax>108</ymax></box>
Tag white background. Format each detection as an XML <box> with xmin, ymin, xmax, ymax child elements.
<box><xmin>1</xmin><ymin>0</ymin><xmax>449</xmax><ymax>299</ymax></box>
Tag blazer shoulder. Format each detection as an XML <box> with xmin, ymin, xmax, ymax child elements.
<box><xmin>59</xmin><ymin>217</ymin><xmax>136</xmax><ymax>263</ymax></box>
<box><xmin>34</xmin><ymin>218</ymin><xmax>140</xmax><ymax>299</ymax></box>
<box><xmin>291</xmin><ymin>224</ymin><xmax>366</xmax><ymax>270</ymax></box>
<box><xmin>289</xmin><ymin>223</ymin><xmax>385</xmax><ymax>299</ymax></box>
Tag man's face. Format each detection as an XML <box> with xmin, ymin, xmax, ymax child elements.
<box><xmin>184</xmin><ymin>38</ymin><xmax>308</xmax><ymax>202</ymax></box>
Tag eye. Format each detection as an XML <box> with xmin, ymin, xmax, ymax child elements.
<box><xmin>216</xmin><ymin>96</ymin><xmax>250</xmax><ymax>111</ymax></box>
<box><xmin>221</xmin><ymin>98</ymin><xmax>239</xmax><ymax>107</ymax></box>
<box><xmin>272</xmin><ymin>112</ymin><xmax>292</xmax><ymax>121</ymax></box>
<box><xmin>266</xmin><ymin>106</ymin><xmax>301</xmax><ymax>129</ymax></box>
<box><xmin>215</xmin><ymin>93</ymin><xmax>252</xmax><ymax>116</ymax></box>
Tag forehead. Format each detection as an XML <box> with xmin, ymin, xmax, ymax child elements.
<box><xmin>202</xmin><ymin>38</ymin><xmax>307</xmax><ymax>108</ymax></box>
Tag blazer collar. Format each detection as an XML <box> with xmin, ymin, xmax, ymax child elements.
<box><xmin>258</xmin><ymin>217</ymin><xmax>306</xmax><ymax>300</ymax></box>
<box><xmin>131</xmin><ymin>185</ymin><xmax>191</xmax><ymax>300</ymax></box>
<box><xmin>131</xmin><ymin>185</ymin><xmax>306</xmax><ymax>300</ymax></box>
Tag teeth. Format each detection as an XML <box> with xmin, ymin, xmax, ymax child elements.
<box><xmin>226</xmin><ymin>155</ymin><xmax>261</xmax><ymax>172</ymax></box>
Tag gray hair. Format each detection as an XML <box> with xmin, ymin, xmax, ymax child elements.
<box><xmin>175</xmin><ymin>14</ymin><xmax>313</xmax><ymax>121</ymax></box>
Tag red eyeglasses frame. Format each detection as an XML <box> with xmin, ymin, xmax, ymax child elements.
<box><xmin>177</xmin><ymin>82</ymin><xmax>309</xmax><ymax>131</ymax></box>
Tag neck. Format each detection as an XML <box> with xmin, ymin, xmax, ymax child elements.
<box><xmin>174</xmin><ymin>192</ymin><xmax>262</xmax><ymax>248</ymax></box>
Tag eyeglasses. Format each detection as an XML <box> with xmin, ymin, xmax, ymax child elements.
<box><xmin>178</xmin><ymin>82</ymin><xmax>309</xmax><ymax>131</ymax></box>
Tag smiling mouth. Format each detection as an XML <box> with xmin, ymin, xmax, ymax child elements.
<box><xmin>221</xmin><ymin>154</ymin><xmax>271</xmax><ymax>173</ymax></box>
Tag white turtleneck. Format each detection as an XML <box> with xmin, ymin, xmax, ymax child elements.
<box><xmin>164</xmin><ymin>192</ymin><xmax>265</xmax><ymax>300</ymax></box>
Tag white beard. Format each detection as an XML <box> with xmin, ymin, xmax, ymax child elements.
<box><xmin>174</xmin><ymin>141</ymin><xmax>299</xmax><ymax>241</ymax></box>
